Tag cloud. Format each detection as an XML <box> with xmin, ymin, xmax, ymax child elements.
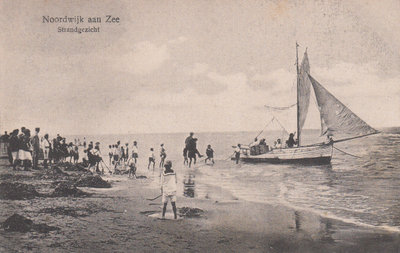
<box><xmin>120</xmin><ymin>41</ymin><xmax>170</xmax><ymax>75</ymax></box>
<box><xmin>168</xmin><ymin>36</ymin><xmax>188</xmax><ymax>45</ymax></box>
<box><xmin>189</xmin><ymin>63</ymin><xmax>209</xmax><ymax>76</ymax></box>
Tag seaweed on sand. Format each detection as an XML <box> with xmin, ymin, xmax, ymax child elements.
<box><xmin>50</xmin><ymin>182</ymin><xmax>90</xmax><ymax>197</ymax></box>
<box><xmin>74</xmin><ymin>175</ymin><xmax>111</xmax><ymax>188</ymax></box>
<box><xmin>2</xmin><ymin>213</ymin><xmax>59</xmax><ymax>233</ymax></box>
<box><xmin>0</xmin><ymin>182</ymin><xmax>40</xmax><ymax>200</ymax></box>
<box><xmin>178</xmin><ymin>207</ymin><xmax>204</xmax><ymax>218</ymax></box>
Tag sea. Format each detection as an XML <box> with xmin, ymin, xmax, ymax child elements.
<box><xmin>67</xmin><ymin>127</ymin><xmax>400</xmax><ymax>233</ymax></box>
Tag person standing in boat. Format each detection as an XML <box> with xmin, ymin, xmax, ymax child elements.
<box><xmin>249</xmin><ymin>138</ymin><xmax>259</xmax><ymax>147</ymax></box>
<box><xmin>286</xmin><ymin>133</ymin><xmax>297</xmax><ymax>148</ymax></box>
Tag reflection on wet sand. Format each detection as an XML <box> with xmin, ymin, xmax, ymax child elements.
<box><xmin>183</xmin><ymin>173</ymin><xmax>195</xmax><ymax>198</ymax></box>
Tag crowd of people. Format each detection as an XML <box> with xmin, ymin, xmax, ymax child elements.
<box><xmin>1</xmin><ymin>128</ymin><xmax>217</xmax><ymax>176</ymax></box>
<box><xmin>0</xmin><ymin>128</ymin><xmax>218</xmax><ymax>220</ymax></box>
<box><xmin>2</xmin><ymin>127</ymin><xmax>81</xmax><ymax>171</ymax></box>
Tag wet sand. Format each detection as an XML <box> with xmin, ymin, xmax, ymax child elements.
<box><xmin>1</xmin><ymin>161</ymin><xmax>400</xmax><ymax>252</ymax></box>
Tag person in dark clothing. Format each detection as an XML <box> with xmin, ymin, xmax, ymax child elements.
<box><xmin>205</xmin><ymin>145</ymin><xmax>214</xmax><ymax>164</ymax></box>
<box><xmin>9</xmin><ymin>130</ymin><xmax>20</xmax><ymax>170</ymax></box>
<box><xmin>1</xmin><ymin>131</ymin><xmax>9</xmax><ymax>141</ymax></box>
<box><xmin>185</xmin><ymin>132</ymin><xmax>194</xmax><ymax>149</ymax></box>
<box><xmin>234</xmin><ymin>144</ymin><xmax>241</xmax><ymax>164</ymax></box>
<box><xmin>32</xmin><ymin>128</ymin><xmax>41</xmax><ymax>170</ymax></box>
<box><xmin>286</xmin><ymin>133</ymin><xmax>297</xmax><ymax>148</ymax></box>
<box><xmin>187</xmin><ymin>138</ymin><xmax>203</xmax><ymax>168</ymax></box>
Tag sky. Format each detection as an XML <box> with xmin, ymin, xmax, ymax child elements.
<box><xmin>0</xmin><ymin>0</ymin><xmax>399</xmax><ymax>135</ymax></box>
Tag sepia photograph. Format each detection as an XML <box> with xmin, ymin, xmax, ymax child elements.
<box><xmin>0</xmin><ymin>0</ymin><xmax>400</xmax><ymax>252</ymax></box>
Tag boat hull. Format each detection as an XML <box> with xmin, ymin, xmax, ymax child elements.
<box><xmin>236</xmin><ymin>144</ymin><xmax>333</xmax><ymax>165</ymax></box>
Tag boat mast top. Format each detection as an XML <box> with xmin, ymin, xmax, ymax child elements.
<box><xmin>296</xmin><ymin>42</ymin><xmax>300</xmax><ymax>146</ymax></box>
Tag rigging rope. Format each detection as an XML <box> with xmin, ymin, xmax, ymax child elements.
<box><xmin>273</xmin><ymin>117</ymin><xmax>290</xmax><ymax>135</ymax></box>
<box><xmin>333</xmin><ymin>146</ymin><xmax>361</xmax><ymax>158</ymax></box>
<box><xmin>254</xmin><ymin>117</ymin><xmax>275</xmax><ymax>139</ymax></box>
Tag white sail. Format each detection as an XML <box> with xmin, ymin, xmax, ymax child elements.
<box><xmin>308</xmin><ymin>74</ymin><xmax>377</xmax><ymax>138</ymax></box>
<box><xmin>297</xmin><ymin>51</ymin><xmax>311</xmax><ymax>144</ymax></box>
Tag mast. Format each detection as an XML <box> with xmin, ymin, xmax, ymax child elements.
<box><xmin>296</xmin><ymin>42</ymin><xmax>300</xmax><ymax>146</ymax></box>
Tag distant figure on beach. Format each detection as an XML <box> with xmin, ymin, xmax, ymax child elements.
<box><xmin>73</xmin><ymin>146</ymin><xmax>79</xmax><ymax>164</ymax></box>
<box><xmin>19</xmin><ymin>129</ymin><xmax>32</xmax><ymax>170</ymax></box>
<box><xmin>83</xmin><ymin>137</ymin><xmax>86</xmax><ymax>148</ymax></box>
<box><xmin>9</xmin><ymin>129</ymin><xmax>19</xmax><ymax>170</ymax></box>
<box><xmin>205</xmin><ymin>145</ymin><xmax>214</xmax><ymax>164</ymax></box>
<box><xmin>286</xmin><ymin>133</ymin><xmax>297</xmax><ymax>148</ymax></box>
<box><xmin>148</xmin><ymin>148</ymin><xmax>155</xmax><ymax>170</ymax></box>
<box><xmin>124</xmin><ymin>143</ymin><xmax>129</xmax><ymax>163</ymax></box>
<box><xmin>31</xmin><ymin>128</ymin><xmax>40</xmax><ymax>170</ymax></box>
<box><xmin>121</xmin><ymin>145</ymin><xmax>125</xmax><ymax>164</ymax></box>
<box><xmin>234</xmin><ymin>144</ymin><xmax>241</xmax><ymax>164</ymax></box>
<box><xmin>132</xmin><ymin>141</ymin><xmax>138</xmax><ymax>164</ymax></box>
<box><xmin>108</xmin><ymin>145</ymin><xmax>113</xmax><ymax>165</ymax></box>
<box><xmin>159</xmin><ymin>144</ymin><xmax>166</xmax><ymax>168</ymax></box>
<box><xmin>160</xmin><ymin>160</ymin><xmax>178</xmax><ymax>219</ymax></box>
<box><xmin>113</xmin><ymin>141</ymin><xmax>121</xmax><ymax>168</ymax></box>
<box><xmin>128</xmin><ymin>159</ymin><xmax>137</xmax><ymax>179</ymax></box>
<box><xmin>187</xmin><ymin>138</ymin><xmax>203</xmax><ymax>168</ymax></box>
<box><xmin>42</xmin><ymin>134</ymin><xmax>51</xmax><ymax>168</ymax></box>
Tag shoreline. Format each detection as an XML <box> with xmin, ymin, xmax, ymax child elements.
<box><xmin>1</xmin><ymin>162</ymin><xmax>400</xmax><ymax>252</ymax></box>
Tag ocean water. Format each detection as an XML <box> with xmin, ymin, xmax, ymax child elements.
<box><xmin>68</xmin><ymin>127</ymin><xmax>400</xmax><ymax>232</ymax></box>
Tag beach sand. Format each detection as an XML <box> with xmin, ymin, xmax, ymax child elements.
<box><xmin>1</xmin><ymin>160</ymin><xmax>400</xmax><ymax>252</ymax></box>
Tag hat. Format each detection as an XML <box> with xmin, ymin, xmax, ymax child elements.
<box><xmin>164</xmin><ymin>160</ymin><xmax>172</xmax><ymax>167</ymax></box>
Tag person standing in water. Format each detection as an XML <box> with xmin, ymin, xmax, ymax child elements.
<box><xmin>205</xmin><ymin>144</ymin><xmax>215</xmax><ymax>164</ymax></box>
<box><xmin>124</xmin><ymin>143</ymin><xmax>129</xmax><ymax>164</ymax></box>
<box><xmin>148</xmin><ymin>148</ymin><xmax>155</xmax><ymax>170</ymax></box>
<box><xmin>108</xmin><ymin>145</ymin><xmax>113</xmax><ymax>165</ymax></box>
<box><xmin>234</xmin><ymin>144</ymin><xmax>241</xmax><ymax>164</ymax></box>
<box><xmin>160</xmin><ymin>160</ymin><xmax>178</xmax><ymax>219</ymax></box>
<box><xmin>132</xmin><ymin>141</ymin><xmax>138</xmax><ymax>164</ymax></box>
<box><xmin>159</xmin><ymin>144</ymin><xmax>166</xmax><ymax>168</ymax></box>
<box><xmin>187</xmin><ymin>138</ymin><xmax>203</xmax><ymax>168</ymax></box>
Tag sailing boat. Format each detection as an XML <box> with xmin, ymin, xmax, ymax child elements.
<box><xmin>235</xmin><ymin>44</ymin><xmax>378</xmax><ymax>164</ymax></box>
